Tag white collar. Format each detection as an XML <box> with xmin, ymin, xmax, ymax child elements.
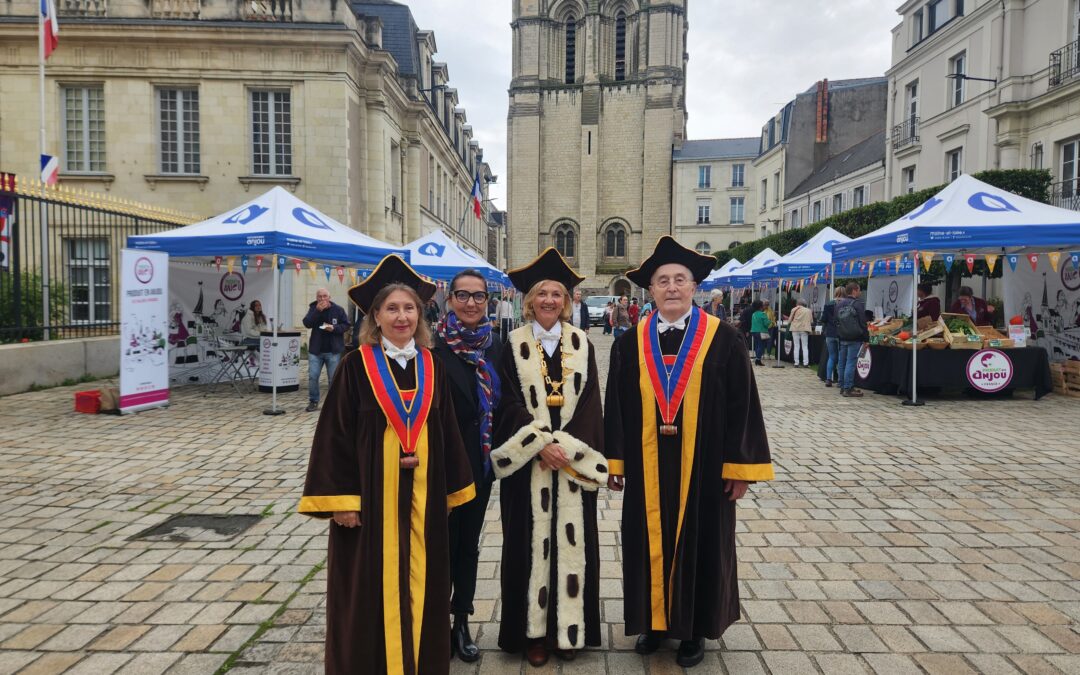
<box><xmin>531</xmin><ymin>321</ymin><xmax>562</xmax><ymax>356</ymax></box>
<box><xmin>657</xmin><ymin>308</ymin><xmax>694</xmax><ymax>330</ymax></box>
<box><xmin>381</xmin><ymin>336</ymin><xmax>417</xmax><ymax>368</ymax></box>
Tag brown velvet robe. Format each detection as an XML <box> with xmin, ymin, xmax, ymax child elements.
<box><xmin>493</xmin><ymin>332</ymin><xmax>605</xmax><ymax>653</ymax></box>
<box><xmin>605</xmin><ymin>318</ymin><xmax>773</xmax><ymax>641</ymax></box>
<box><xmin>299</xmin><ymin>348</ymin><xmax>474</xmax><ymax>675</ymax></box>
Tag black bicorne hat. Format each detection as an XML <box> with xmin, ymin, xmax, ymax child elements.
<box><xmin>348</xmin><ymin>254</ymin><xmax>437</xmax><ymax>314</ymax></box>
<box><xmin>507</xmin><ymin>247</ymin><xmax>586</xmax><ymax>294</ymax></box>
<box><xmin>625</xmin><ymin>236</ymin><xmax>716</xmax><ymax>287</ymax></box>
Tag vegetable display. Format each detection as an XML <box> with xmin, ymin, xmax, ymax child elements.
<box><xmin>945</xmin><ymin>318</ymin><xmax>977</xmax><ymax>336</ymax></box>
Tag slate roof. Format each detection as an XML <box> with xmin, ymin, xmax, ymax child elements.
<box><xmin>351</xmin><ymin>0</ymin><xmax>421</xmax><ymax>77</ymax></box>
<box><xmin>800</xmin><ymin>76</ymin><xmax>887</xmax><ymax>94</ymax></box>
<box><xmin>674</xmin><ymin>138</ymin><xmax>760</xmax><ymax>161</ymax></box>
<box><xmin>787</xmin><ymin>130</ymin><xmax>886</xmax><ymax>198</ymax></box>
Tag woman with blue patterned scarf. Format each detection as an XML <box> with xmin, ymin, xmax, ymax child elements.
<box><xmin>433</xmin><ymin>269</ymin><xmax>504</xmax><ymax>662</ymax></box>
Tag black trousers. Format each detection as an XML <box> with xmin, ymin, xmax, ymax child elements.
<box><xmin>448</xmin><ymin>477</ymin><xmax>493</xmax><ymax>615</ymax></box>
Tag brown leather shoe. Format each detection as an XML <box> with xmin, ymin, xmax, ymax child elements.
<box><xmin>525</xmin><ymin>640</ymin><xmax>549</xmax><ymax>668</ymax></box>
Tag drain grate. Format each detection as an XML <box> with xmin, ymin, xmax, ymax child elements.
<box><xmin>129</xmin><ymin>514</ymin><xmax>261</xmax><ymax>542</ymax></box>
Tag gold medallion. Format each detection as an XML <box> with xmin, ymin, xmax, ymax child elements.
<box><xmin>400</xmin><ymin>455</ymin><xmax>419</xmax><ymax>470</ymax></box>
<box><xmin>659</xmin><ymin>424</ymin><xmax>678</xmax><ymax>436</ymax></box>
<box><xmin>546</xmin><ymin>393</ymin><xmax>565</xmax><ymax>407</ymax></box>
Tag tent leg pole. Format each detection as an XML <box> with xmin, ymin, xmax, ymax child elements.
<box><xmin>264</xmin><ymin>259</ymin><xmax>285</xmax><ymax>416</ymax></box>
<box><xmin>772</xmin><ymin>284</ymin><xmax>785</xmax><ymax>368</ymax></box>
<box><xmin>903</xmin><ymin>253</ymin><xmax>925</xmax><ymax>407</ymax></box>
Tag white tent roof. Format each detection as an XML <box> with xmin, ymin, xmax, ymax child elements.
<box><xmin>404</xmin><ymin>230</ymin><xmax>510</xmax><ymax>285</ymax></box>
<box><xmin>720</xmin><ymin>248</ymin><xmax>781</xmax><ymax>288</ymax></box>
<box><xmin>755</xmin><ymin>226</ymin><xmax>851</xmax><ymax>280</ymax></box>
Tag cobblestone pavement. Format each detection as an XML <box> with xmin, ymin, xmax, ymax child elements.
<box><xmin>1</xmin><ymin>333</ymin><xmax>1080</xmax><ymax>674</ymax></box>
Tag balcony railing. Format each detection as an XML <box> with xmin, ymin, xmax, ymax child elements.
<box><xmin>891</xmin><ymin>117</ymin><xmax>920</xmax><ymax>150</ymax></box>
<box><xmin>1049</xmin><ymin>39</ymin><xmax>1080</xmax><ymax>89</ymax></box>
<box><xmin>150</xmin><ymin>0</ymin><xmax>201</xmax><ymax>19</ymax></box>
<box><xmin>59</xmin><ymin>0</ymin><xmax>107</xmax><ymax>16</ymax></box>
<box><xmin>242</xmin><ymin>0</ymin><xmax>293</xmax><ymax>22</ymax></box>
<box><xmin>1050</xmin><ymin>180</ymin><xmax>1080</xmax><ymax>211</ymax></box>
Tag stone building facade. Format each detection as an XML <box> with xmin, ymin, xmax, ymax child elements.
<box><xmin>0</xmin><ymin>0</ymin><xmax>495</xmax><ymax>325</ymax></box>
<box><xmin>671</xmin><ymin>138</ymin><xmax>759</xmax><ymax>256</ymax></box>
<box><xmin>506</xmin><ymin>0</ymin><xmax>687</xmax><ymax>295</ymax></box>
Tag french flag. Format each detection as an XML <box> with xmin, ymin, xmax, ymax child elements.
<box><xmin>41</xmin><ymin>0</ymin><xmax>59</xmax><ymax>60</ymax></box>
<box><xmin>471</xmin><ymin>172</ymin><xmax>482</xmax><ymax>218</ymax></box>
<box><xmin>41</xmin><ymin>154</ymin><xmax>59</xmax><ymax>186</ymax></box>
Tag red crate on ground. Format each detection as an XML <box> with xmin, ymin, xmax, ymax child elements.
<box><xmin>74</xmin><ymin>390</ymin><xmax>101</xmax><ymax>414</ymax></box>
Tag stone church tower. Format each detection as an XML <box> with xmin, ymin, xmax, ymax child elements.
<box><xmin>507</xmin><ymin>0</ymin><xmax>688</xmax><ymax>294</ymax></box>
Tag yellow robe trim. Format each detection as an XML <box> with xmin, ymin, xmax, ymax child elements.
<box><xmin>381</xmin><ymin>422</ymin><xmax>429</xmax><ymax>675</ymax></box>
<box><xmin>722</xmin><ymin>462</ymin><xmax>776</xmax><ymax>481</ymax></box>
<box><xmin>636</xmin><ymin>313</ymin><xmax>720</xmax><ymax>631</ymax></box>
<box><xmin>607</xmin><ymin>459</ymin><xmax>625</xmax><ymax>476</ymax></box>
<box><xmin>447</xmin><ymin>483</ymin><xmax>476</xmax><ymax>510</ymax></box>
<box><xmin>297</xmin><ymin>495</ymin><xmax>361</xmax><ymax>514</ymax></box>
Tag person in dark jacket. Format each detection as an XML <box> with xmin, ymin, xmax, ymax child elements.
<box><xmin>819</xmin><ymin>287</ymin><xmax>844</xmax><ymax>387</ymax></box>
<box><xmin>432</xmin><ymin>269</ymin><xmax>504</xmax><ymax>663</ymax></box>
<box><xmin>835</xmin><ymin>282</ymin><xmax>869</xmax><ymax>397</ymax></box>
<box><xmin>738</xmin><ymin>303</ymin><xmax>754</xmax><ymax>352</ymax></box>
<box><xmin>302</xmin><ymin>288</ymin><xmax>350</xmax><ymax>412</ymax></box>
<box><xmin>569</xmin><ymin>289</ymin><xmax>591</xmax><ymax>332</ymax></box>
<box><xmin>948</xmin><ymin>286</ymin><xmax>994</xmax><ymax>325</ymax></box>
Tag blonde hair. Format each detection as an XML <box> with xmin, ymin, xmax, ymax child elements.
<box><xmin>834</xmin><ymin>287</ymin><xmax>845</xmax><ymax>299</ymax></box>
<box><xmin>358</xmin><ymin>283</ymin><xmax>433</xmax><ymax>348</ymax></box>
<box><xmin>521</xmin><ymin>280</ymin><xmax>573</xmax><ymax>323</ymax></box>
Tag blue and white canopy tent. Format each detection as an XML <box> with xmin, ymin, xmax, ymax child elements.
<box><xmin>127</xmin><ymin>186</ymin><xmax>408</xmax><ymax>412</ymax></box>
<box><xmin>720</xmin><ymin>248</ymin><xmax>781</xmax><ymax>290</ymax></box>
<box><xmin>699</xmin><ymin>258</ymin><xmax>742</xmax><ymax>318</ymax></box>
<box><xmin>403</xmin><ymin>230</ymin><xmax>510</xmax><ymax>287</ymax></box>
<box><xmin>830</xmin><ymin>174</ymin><xmax>1080</xmax><ymax>405</ymax></box>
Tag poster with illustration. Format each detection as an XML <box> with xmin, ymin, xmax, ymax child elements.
<box><xmin>798</xmin><ymin>284</ymin><xmax>827</xmax><ymax>315</ymax></box>
<box><xmin>1004</xmin><ymin>261</ymin><xmax>1080</xmax><ymax>362</ymax></box>
<box><xmin>120</xmin><ymin>250</ymin><xmax>169</xmax><ymax>412</ymax></box>
<box><xmin>167</xmin><ymin>263</ymin><xmax>273</xmax><ymax>385</ymax></box>
<box><xmin>867</xmin><ymin>275</ymin><xmax>914</xmax><ymax>319</ymax></box>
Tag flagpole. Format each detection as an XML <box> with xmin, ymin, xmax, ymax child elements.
<box><xmin>39</xmin><ymin>5</ymin><xmax>51</xmax><ymax>341</ymax></box>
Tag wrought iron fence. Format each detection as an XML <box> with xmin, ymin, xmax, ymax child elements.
<box><xmin>891</xmin><ymin>116</ymin><xmax>920</xmax><ymax>150</ymax></box>
<box><xmin>0</xmin><ymin>175</ymin><xmax>193</xmax><ymax>343</ymax></box>
<box><xmin>1049</xmin><ymin>38</ymin><xmax>1080</xmax><ymax>89</ymax></box>
<box><xmin>1050</xmin><ymin>179</ymin><xmax>1080</xmax><ymax>212</ymax></box>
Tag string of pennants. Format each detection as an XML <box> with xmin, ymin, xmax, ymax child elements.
<box><xmin>835</xmin><ymin>251</ymin><xmax>1080</xmax><ymax>277</ymax></box>
<box><xmin>206</xmin><ymin>254</ymin><xmax>457</xmax><ymax>287</ymax></box>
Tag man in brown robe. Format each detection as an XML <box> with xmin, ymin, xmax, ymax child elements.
<box><xmin>299</xmin><ymin>255</ymin><xmax>475</xmax><ymax>675</ymax></box>
<box><xmin>605</xmin><ymin>237</ymin><xmax>774</xmax><ymax>668</ymax></box>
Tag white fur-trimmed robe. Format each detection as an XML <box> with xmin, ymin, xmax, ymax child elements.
<box><xmin>491</xmin><ymin>323</ymin><xmax>607</xmax><ymax>651</ymax></box>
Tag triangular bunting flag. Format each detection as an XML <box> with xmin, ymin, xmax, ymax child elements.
<box><xmin>943</xmin><ymin>254</ymin><xmax>955</xmax><ymax>273</ymax></box>
<box><xmin>336</xmin><ymin>267</ymin><xmax>345</xmax><ymax>283</ymax></box>
<box><xmin>1071</xmin><ymin>252</ymin><xmax>1080</xmax><ymax>270</ymax></box>
<box><xmin>1007</xmin><ymin>255</ymin><xmax>1018</xmax><ymax>272</ymax></box>
<box><xmin>922</xmin><ymin>252</ymin><xmax>934</xmax><ymax>272</ymax></box>
<box><xmin>215</xmin><ymin>256</ymin><xmax>222</xmax><ymax>272</ymax></box>
<box><xmin>984</xmin><ymin>254</ymin><xmax>998</xmax><ymax>274</ymax></box>
<box><xmin>324</xmin><ymin>264</ymin><xmax>332</xmax><ymax>281</ymax></box>
<box><xmin>1028</xmin><ymin>253</ymin><xmax>1039</xmax><ymax>271</ymax></box>
<box><xmin>294</xmin><ymin>258</ymin><xmax>302</xmax><ymax>275</ymax></box>
<box><xmin>226</xmin><ymin>257</ymin><xmax>235</xmax><ymax>274</ymax></box>
<box><xmin>965</xmin><ymin>254</ymin><xmax>976</xmax><ymax>274</ymax></box>
<box><xmin>241</xmin><ymin>255</ymin><xmax>249</xmax><ymax>274</ymax></box>
<box><xmin>276</xmin><ymin>255</ymin><xmax>284</xmax><ymax>273</ymax></box>
<box><xmin>308</xmin><ymin>261</ymin><xmax>317</xmax><ymax>279</ymax></box>
<box><xmin>255</xmin><ymin>255</ymin><xmax>264</xmax><ymax>272</ymax></box>
<box><xmin>1048</xmin><ymin>251</ymin><xmax>1061</xmax><ymax>272</ymax></box>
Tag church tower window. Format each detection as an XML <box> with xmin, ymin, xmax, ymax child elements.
<box><xmin>555</xmin><ymin>223</ymin><xmax>577</xmax><ymax>258</ymax></box>
<box><xmin>565</xmin><ymin>17</ymin><xmax>577</xmax><ymax>84</ymax></box>
<box><xmin>604</xmin><ymin>223</ymin><xmax>627</xmax><ymax>259</ymax></box>
<box><xmin>614</xmin><ymin>12</ymin><xmax>627</xmax><ymax>81</ymax></box>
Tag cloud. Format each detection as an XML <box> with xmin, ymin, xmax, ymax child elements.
<box><xmin>405</xmin><ymin>0</ymin><xmax>900</xmax><ymax>206</ymax></box>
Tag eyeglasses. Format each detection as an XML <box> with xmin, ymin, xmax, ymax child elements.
<box><xmin>451</xmin><ymin>290</ymin><xmax>490</xmax><ymax>304</ymax></box>
<box><xmin>652</xmin><ymin>276</ymin><xmax>693</xmax><ymax>289</ymax></box>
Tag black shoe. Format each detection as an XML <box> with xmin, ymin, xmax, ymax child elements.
<box><xmin>634</xmin><ymin>631</ymin><xmax>663</xmax><ymax>655</ymax></box>
<box><xmin>451</xmin><ymin>614</ymin><xmax>480</xmax><ymax>662</ymax></box>
<box><xmin>676</xmin><ymin>638</ymin><xmax>705</xmax><ymax>667</ymax></box>
<box><xmin>754</xmin><ymin>359</ymin><xmax>763</xmax><ymax>366</ymax></box>
<box><xmin>825</xmin><ymin>380</ymin><xmax>833</xmax><ymax>388</ymax></box>
<box><xmin>305</xmin><ymin>401</ymin><xmax>319</xmax><ymax>412</ymax></box>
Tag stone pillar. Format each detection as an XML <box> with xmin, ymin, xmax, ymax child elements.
<box><xmin>406</xmin><ymin>141</ymin><xmax>422</xmax><ymax>242</ymax></box>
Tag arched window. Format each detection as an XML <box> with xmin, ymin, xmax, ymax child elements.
<box><xmin>728</xmin><ymin>241</ymin><xmax>742</xmax><ymax>249</ymax></box>
<box><xmin>554</xmin><ymin>223</ymin><xmax>576</xmax><ymax>258</ymax></box>
<box><xmin>695</xmin><ymin>241</ymin><xmax>711</xmax><ymax>255</ymax></box>
<box><xmin>565</xmin><ymin>16</ymin><xmax>577</xmax><ymax>84</ymax></box>
<box><xmin>614</xmin><ymin>11</ymin><xmax>627</xmax><ymax>81</ymax></box>
<box><xmin>604</xmin><ymin>223</ymin><xmax>627</xmax><ymax>258</ymax></box>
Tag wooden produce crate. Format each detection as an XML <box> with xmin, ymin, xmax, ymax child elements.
<box><xmin>975</xmin><ymin>325</ymin><xmax>1015</xmax><ymax>349</ymax></box>
<box><xmin>1050</xmin><ymin>362</ymin><xmax>1080</xmax><ymax>397</ymax></box>
<box><xmin>941</xmin><ymin>313</ymin><xmax>984</xmax><ymax>350</ymax></box>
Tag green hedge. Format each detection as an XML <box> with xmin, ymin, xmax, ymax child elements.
<box><xmin>714</xmin><ymin>169</ymin><xmax>1053</xmax><ymax>277</ymax></box>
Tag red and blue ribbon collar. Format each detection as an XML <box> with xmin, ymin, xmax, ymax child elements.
<box><xmin>360</xmin><ymin>344</ymin><xmax>434</xmax><ymax>456</ymax></box>
<box><xmin>642</xmin><ymin>308</ymin><xmax>708</xmax><ymax>426</ymax></box>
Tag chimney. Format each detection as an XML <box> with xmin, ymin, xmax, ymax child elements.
<box><xmin>815</xmin><ymin>79</ymin><xmax>829</xmax><ymax>144</ymax></box>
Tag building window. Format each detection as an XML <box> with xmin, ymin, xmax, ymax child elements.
<box><xmin>390</xmin><ymin>142</ymin><xmax>401</xmax><ymax>214</ymax></box>
<box><xmin>811</xmin><ymin>201</ymin><xmax>822</xmax><ymax>223</ymax></box>
<box><xmin>905</xmin><ymin>80</ymin><xmax>919</xmax><ymax>135</ymax></box>
<box><xmin>955</xmin><ymin>0</ymin><xmax>964</xmax><ymax>17</ymax></box>
<box><xmin>853</xmin><ymin>186</ymin><xmax>865</xmax><ymax>207</ymax></box>
<box><xmin>911</xmin><ymin>9</ymin><xmax>924</xmax><ymax>44</ymax></box>
<box><xmin>832</xmin><ymin>194</ymin><xmax>843</xmax><ymax>215</ymax></box>
<box><xmin>698</xmin><ymin>165</ymin><xmax>712</xmax><ymax>188</ymax></box>
<box><xmin>949</xmin><ymin>51</ymin><xmax>966</xmax><ymax>107</ymax></box>
<box><xmin>903</xmin><ymin>166</ymin><xmax>917</xmax><ymax>194</ymax></box>
<box><xmin>773</xmin><ymin>171</ymin><xmax>781</xmax><ymax>204</ymax></box>
<box><xmin>760</xmin><ymin>178</ymin><xmax>767</xmax><ymax>209</ymax></box>
<box><xmin>697</xmin><ymin>202</ymin><xmax>711</xmax><ymax>224</ymax></box>
<box><xmin>66</xmin><ymin>238</ymin><xmax>110</xmax><ymax>324</ymax></box>
<box><xmin>614</xmin><ymin>11</ymin><xmax>627</xmax><ymax>81</ymax></box>
<box><xmin>554</xmin><ymin>223</ymin><xmax>576</xmax><ymax>258</ymax></box>
<box><xmin>729</xmin><ymin>197</ymin><xmax>745</xmax><ymax>224</ymax></box>
<box><xmin>946</xmin><ymin>147</ymin><xmax>963</xmax><ymax>181</ymax></box>
<box><xmin>428</xmin><ymin>158</ymin><xmax>435</xmax><ymax>210</ymax></box>
<box><xmin>62</xmin><ymin>85</ymin><xmax>106</xmax><ymax>173</ymax></box>
<box><xmin>604</xmin><ymin>224</ymin><xmax>627</xmax><ymax>258</ymax></box>
<box><xmin>790</xmin><ymin>209</ymin><xmax>801</xmax><ymax>229</ymax></box>
<box><xmin>1031</xmin><ymin>142</ymin><xmax>1044</xmax><ymax>170</ymax></box>
<box><xmin>158</xmin><ymin>88</ymin><xmax>200</xmax><ymax>174</ymax></box>
<box><xmin>729</xmin><ymin>240</ymin><xmax>742</xmax><ymax>249</ymax></box>
<box><xmin>928</xmin><ymin>0</ymin><xmax>947</xmax><ymax>32</ymax></box>
<box><xmin>1061</xmin><ymin>140</ymin><xmax>1079</xmax><ymax>198</ymax></box>
<box><xmin>695</xmin><ymin>241</ymin><xmax>711</xmax><ymax>255</ymax></box>
<box><xmin>731</xmin><ymin>163</ymin><xmax>745</xmax><ymax>187</ymax></box>
<box><xmin>565</xmin><ymin>16</ymin><xmax>577</xmax><ymax>84</ymax></box>
<box><xmin>251</xmin><ymin>90</ymin><xmax>292</xmax><ymax>175</ymax></box>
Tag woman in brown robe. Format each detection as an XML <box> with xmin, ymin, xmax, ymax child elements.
<box><xmin>490</xmin><ymin>248</ymin><xmax>608</xmax><ymax>667</ymax></box>
<box><xmin>299</xmin><ymin>255</ymin><xmax>475</xmax><ymax>675</ymax></box>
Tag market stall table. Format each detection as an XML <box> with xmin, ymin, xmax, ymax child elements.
<box><xmin>780</xmin><ymin>330</ymin><xmax>825</xmax><ymax>366</ymax></box>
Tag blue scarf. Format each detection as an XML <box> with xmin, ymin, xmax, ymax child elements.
<box><xmin>440</xmin><ymin>312</ymin><xmax>501</xmax><ymax>476</ymax></box>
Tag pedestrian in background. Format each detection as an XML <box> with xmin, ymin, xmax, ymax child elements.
<box><xmin>603</xmin><ymin>301</ymin><xmax>614</xmax><ymax>335</ymax></box>
<box><xmin>750</xmin><ymin>300</ymin><xmax>771</xmax><ymax>366</ymax></box>
<box><xmin>835</xmin><ymin>282</ymin><xmax>869</xmax><ymax>397</ymax></box>
<box><xmin>302</xmin><ymin>288</ymin><xmax>350</xmax><ymax>412</ymax></box>
<box><xmin>569</xmin><ymin>289</ymin><xmax>590</xmax><ymax>332</ymax></box>
<box><xmin>707</xmin><ymin>289</ymin><xmax>727</xmax><ymax>321</ymax></box>
<box><xmin>613</xmin><ymin>296</ymin><xmax>632</xmax><ymax>338</ymax></box>
<box><xmin>788</xmin><ymin>298</ymin><xmax>813</xmax><ymax>367</ymax></box>
<box><xmin>820</xmin><ymin>287</ymin><xmax>844</xmax><ymax>387</ymax></box>
<box><xmin>628</xmin><ymin>297</ymin><xmax>640</xmax><ymax>325</ymax></box>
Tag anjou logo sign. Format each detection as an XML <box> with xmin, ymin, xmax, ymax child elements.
<box><xmin>966</xmin><ymin>349</ymin><xmax>1013</xmax><ymax>393</ymax></box>
<box><xmin>134</xmin><ymin>257</ymin><xmax>154</xmax><ymax>284</ymax></box>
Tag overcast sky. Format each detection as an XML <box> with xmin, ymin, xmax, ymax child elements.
<box><xmin>406</xmin><ymin>1</ymin><xmax>902</xmax><ymax>207</ymax></box>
